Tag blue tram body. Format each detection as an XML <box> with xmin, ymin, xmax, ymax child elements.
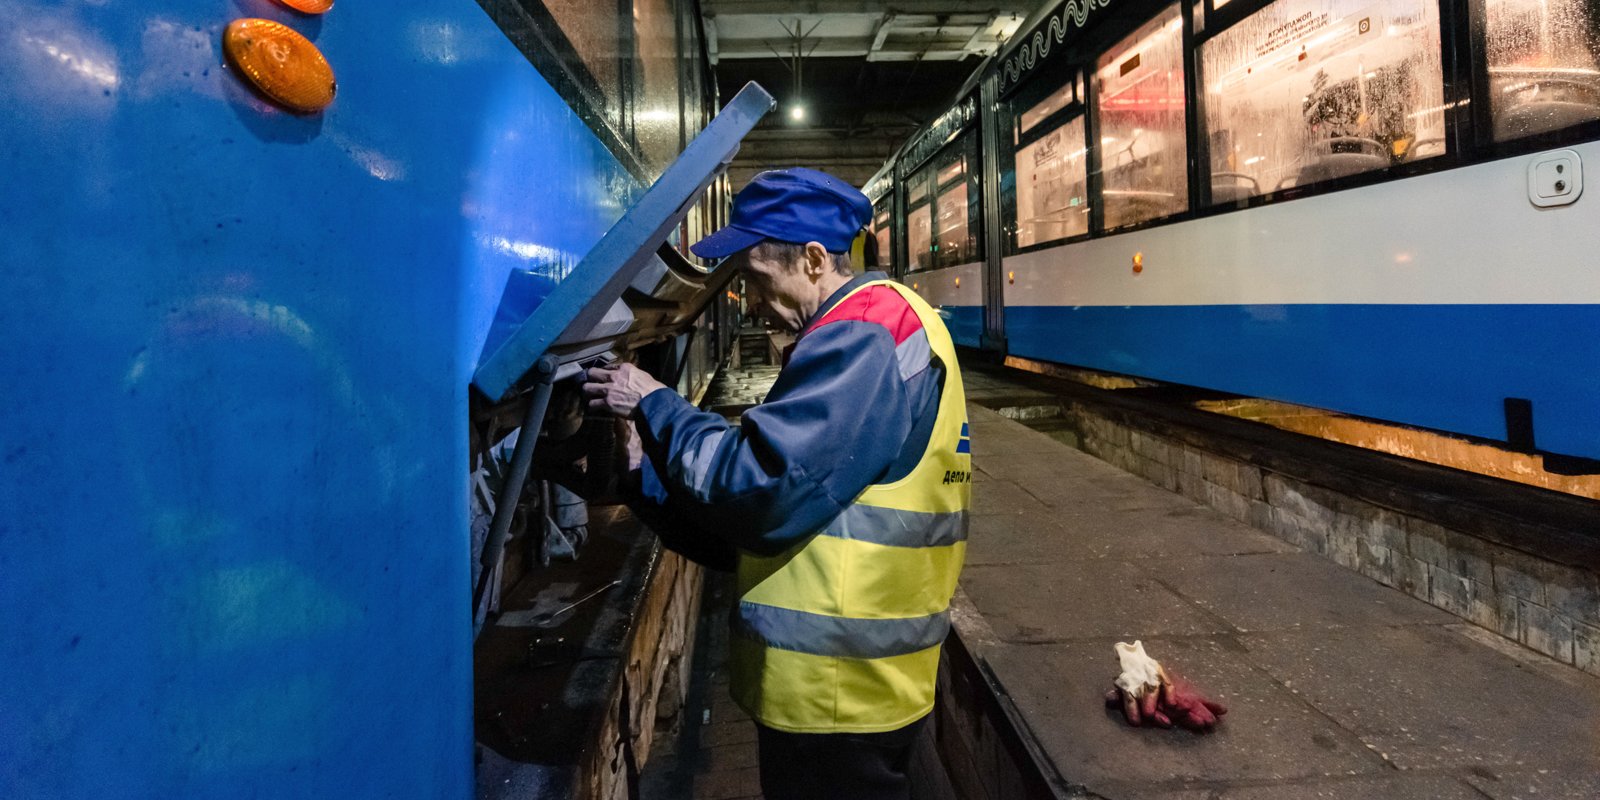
<box><xmin>0</xmin><ymin>1</ymin><xmax>724</xmax><ymax>796</ymax></box>
<box><xmin>869</xmin><ymin>0</ymin><xmax>1600</xmax><ymax>464</ymax></box>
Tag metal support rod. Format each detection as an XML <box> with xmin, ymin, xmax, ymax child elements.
<box><xmin>472</xmin><ymin>354</ymin><xmax>560</xmax><ymax>617</ymax></box>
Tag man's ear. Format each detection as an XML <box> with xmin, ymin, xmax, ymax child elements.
<box><xmin>802</xmin><ymin>241</ymin><xmax>829</xmax><ymax>280</ymax></box>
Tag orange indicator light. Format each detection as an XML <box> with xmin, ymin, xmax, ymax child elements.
<box><xmin>277</xmin><ymin>0</ymin><xmax>334</xmax><ymax>12</ymax></box>
<box><xmin>224</xmin><ymin>19</ymin><xmax>336</xmax><ymax>114</ymax></box>
<box><xmin>954</xmin><ymin>277</ymin><xmax>961</xmax><ymax>288</ymax></box>
<box><xmin>1132</xmin><ymin>252</ymin><xmax>1144</xmax><ymax>274</ymax></box>
<box><xmin>1008</xmin><ymin>271</ymin><xmax>1015</xmax><ymax>284</ymax></box>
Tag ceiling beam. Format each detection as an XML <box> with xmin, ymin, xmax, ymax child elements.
<box><xmin>715</xmin><ymin>37</ymin><xmax>984</xmax><ymax>60</ymax></box>
<box><xmin>867</xmin><ymin>11</ymin><xmax>895</xmax><ymax>60</ymax></box>
<box><xmin>703</xmin><ymin>0</ymin><xmax>1033</xmax><ymax>15</ymax></box>
<box><xmin>712</xmin><ymin>12</ymin><xmax>1003</xmax><ymax>28</ymax></box>
<box><xmin>960</xmin><ymin>13</ymin><xmax>1001</xmax><ymax>55</ymax></box>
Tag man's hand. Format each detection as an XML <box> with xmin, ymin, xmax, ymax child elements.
<box><xmin>583</xmin><ymin>363</ymin><xmax>667</xmax><ymax>419</ymax></box>
<box><xmin>619</xmin><ymin>419</ymin><xmax>645</xmax><ymax>472</ymax></box>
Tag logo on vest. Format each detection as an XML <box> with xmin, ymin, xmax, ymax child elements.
<box><xmin>942</xmin><ymin>470</ymin><xmax>972</xmax><ymax>485</ymax></box>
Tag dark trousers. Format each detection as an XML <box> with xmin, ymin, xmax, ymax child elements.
<box><xmin>755</xmin><ymin>716</ymin><xmax>928</xmax><ymax>800</ymax></box>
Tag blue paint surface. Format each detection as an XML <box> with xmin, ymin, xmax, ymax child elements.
<box><xmin>1007</xmin><ymin>304</ymin><xmax>1600</xmax><ymax>460</ymax></box>
<box><xmin>0</xmin><ymin>2</ymin><xmax>634</xmax><ymax>797</ymax></box>
<box><xmin>935</xmin><ymin>305</ymin><xmax>984</xmax><ymax>350</ymax></box>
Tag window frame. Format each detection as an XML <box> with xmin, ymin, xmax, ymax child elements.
<box><xmin>902</xmin><ymin>130</ymin><xmax>985</xmax><ymax>273</ymax></box>
<box><xmin>1466</xmin><ymin>0</ymin><xmax>1600</xmax><ymax>159</ymax></box>
<box><xmin>1003</xmin><ymin>67</ymin><xmax>1097</xmax><ymax>256</ymax></box>
<box><xmin>931</xmin><ymin>0</ymin><xmax>1600</xmax><ymax>256</ymax></box>
<box><xmin>476</xmin><ymin>0</ymin><xmax>721</xmax><ymax>181</ymax></box>
<box><xmin>1090</xmin><ymin>3</ymin><xmax>1194</xmax><ymax>235</ymax></box>
<box><xmin>1187</xmin><ymin>0</ymin><xmax>1600</xmax><ymax>215</ymax></box>
<box><xmin>1189</xmin><ymin>0</ymin><xmax>1464</xmax><ymax>215</ymax></box>
<box><xmin>870</xmin><ymin>197</ymin><xmax>896</xmax><ymax>273</ymax></box>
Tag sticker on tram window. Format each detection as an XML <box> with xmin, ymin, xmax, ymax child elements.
<box><xmin>1198</xmin><ymin>0</ymin><xmax>1446</xmax><ymax>204</ymax></box>
<box><xmin>1015</xmin><ymin>119</ymin><xmax>1090</xmax><ymax>247</ymax></box>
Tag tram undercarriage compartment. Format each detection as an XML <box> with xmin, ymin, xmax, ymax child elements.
<box><xmin>460</xmin><ymin>82</ymin><xmax>772</xmax><ymax>797</ymax></box>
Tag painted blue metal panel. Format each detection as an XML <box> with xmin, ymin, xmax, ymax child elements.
<box><xmin>1006</xmin><ymin>304</ymin><xmax>1600</xmax><ymax>459</ymax></box>
<box><xmin>472</xmin><ymin>82</ymin><xmax>774</xmax><ymax>399</ymax></box>
<box><xmin>0</xmin><ymin>2</ymin><xmax>636</xmax><ymax>797</ymax></box>
<box><xmin>935</xmin><ymin>306</ymin><xmax>985</xmax><ymax>350</ymax></box>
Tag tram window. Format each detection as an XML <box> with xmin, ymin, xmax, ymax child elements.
<box><xmin>634</xmin><ymin>0</ymin><xmax>682</xmax><ymax>171</ymax></box>
<box><xmin>906</xmin><ymin>169</ymin><xmax>934</xmax><ymax>271</ymax></box>
<box><xmin>904</xmin><ymin>134</ymin><xmax>982</xmax><ymax>271</ymax></box>
<box><xmin>872</xmin><ymin>204</ymin><xmax>893</xmax><ymax>271</ymax></box>
<box><xmin>1199</xmin><ymin>0</ymin><xmax>1445</xmax><ymax>203</ymax></box>
<box><xmin>1016</xmin><ymin>117</ymin><xmax>1090</xmax><ymax>247</ymax></box>
<box><xmin>1485</xmin><ymin>0</ymin><xmax>1600</xmax><ymax>142</ymax></box>
<box><xmin>1095</xmin><ymin>5</ymin><xmax>1189</xmax><ymax>230</ymax></box>
<box><xmin>935</xmin><ymin>174</ymin><xmax>970</xmax><ymax>267</ymax></box>
<box><xmin>542</xmin><ymin>0</ymin><xmax>622</xmax><ymax>112</ymax></box>
<box><xmin>1019</xmin><ymin>81</ymin><xmax>1077</xmax><ymax>137</ymax></box>
<box><xmin>932</xmin><ymin>135</ymin><xmax>981</xmax><ymax>268</ymax></box>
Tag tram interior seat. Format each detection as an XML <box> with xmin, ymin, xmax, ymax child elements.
<box><xmin>1496</xmin><ymin>100</ymin><xmax>1600</xmax><ymax>139</ymax></box>
<box><xmin>1103</xmin><ymin>189</ymin><xmax>1178</xmax><ymax>229</ymax></box>
<box><xmin>1493</xmin><ymin>75</ymin><xmax>1600</xmax><ymax>140</ymax></box>
<box><xmin>1409</xmin><ymin>137</ymin><xmax>1447</xmax><ymax>160</ymax></box>
<box><xmin>1210</xmin><ymin>172</ymin><xmax>1260</xmax><ymax>205</ymax></box>
<box><xmin>1296</xmin><ymin>137</ymin><xmax>1390</xmax><ymax>186</ymax></box>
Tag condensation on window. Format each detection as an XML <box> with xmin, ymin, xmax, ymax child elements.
<box><xmin>934</xmin><ymin>181</ymin><xmax>972</xmax><ymax>266</ymax></box>
<box><xmin>1015</xmin><ymin>116</ymin><xmax>1090</xmax><ymax>248</ymax></box>
<box><xmin>1019</xmin><ymin>79</ymin><xmax>1077</xmax><ymax>137</ymax></box>
<box><xmin>937</xmin><ymin>135</ymin><xmax>982</xmax><ymax>268</ymax></box>
<box><xmin>873</xmin><ymin>206</ymin><xmax>893</xmax><ymax>270</ymax></box>
<box><xmin>1096</xmin><ymin>5</ymin><xmax>1189</xmax><ymax>230</ymax></box>
<box><xmin>906</xmin><ymin>169</ymin><xmax>934</xmax><ymax>271</ymax></box>
<box><xmin>634</xmin><ymin>0</ymin><xmax>682</xmax><ymax>174</ymax></box>
<box><xmin>1485</xmin><ymin>0</ymin><xmax>1600</xmax><ymax>142</ymax></box>
<box><xmin>1199</xmin><ymin>0</ymin><xmax>1445</xmax><ymax>204</ymax></box>
<box><xmin>544</xmin><ymin>0</ymin><xmax>622</xmax><ymax>122</ymax></box>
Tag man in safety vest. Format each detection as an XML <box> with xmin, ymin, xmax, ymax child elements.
<box><xmin>583</xmin><ymin>167</ymin><xmax>970</xmax><ymax>800</ymax></box>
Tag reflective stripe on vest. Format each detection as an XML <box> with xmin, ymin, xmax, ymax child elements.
<box><xmin>734</xmin><ymin>602</ymin><xmax>951</xmax><ymax>660</ymax></box>
<box><xmin>731</xmin><ymin>280</ymin><xmax>970</xmax><ymax>735</ymax></box>
<box><xmin>821</xmin><ymin>503</ymin><xmax>968</xmax><ymax>549</ymax></box>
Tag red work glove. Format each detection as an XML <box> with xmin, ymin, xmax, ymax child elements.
<box><xmin>1103</xmin><ymin>641</ymin><xmax>1227</xmax><ymax>732</ymax></box>
<box><xmin>1155</xmin><ymin>674</ymin><xmax>1228</xmax><ymax>732</ymax></box>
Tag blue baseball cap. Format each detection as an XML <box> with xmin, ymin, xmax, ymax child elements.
<box><xmin>690</xmin><ymin>167</ymin><xmax>872</xmax><ymax>259</ymax></box>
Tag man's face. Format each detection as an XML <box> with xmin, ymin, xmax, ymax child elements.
<box><xmin>738</xmin><ymin>248</ymin><xmax>813</xmax><ymax>332</ymax></box>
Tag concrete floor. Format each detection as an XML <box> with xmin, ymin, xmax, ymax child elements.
<box><xmin>645</xmin><ymin>367</ymin><xmax>1600</xmax><ymax>799</ymax></box>
<box><xmin>956</xmin><ymin>380</ymin><xmax>1600</xmax><ymax>800</ymax></box>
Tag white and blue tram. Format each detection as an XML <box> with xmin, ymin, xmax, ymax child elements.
<box><xmin>868</xmin><ymin>0</ymin><xmax>1600</xmax><ymax>466</ymax></box>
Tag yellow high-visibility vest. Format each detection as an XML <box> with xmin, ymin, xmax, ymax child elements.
<box><xmin>729</xmin><ymin>280</ymin><xmax>970</xmax><ymax>733</ymax></box>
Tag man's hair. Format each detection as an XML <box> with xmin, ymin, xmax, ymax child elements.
<box><xmin>752</xmin><ymin>240</ymin><xmax>854</xmax><ymax>276</ymax></box>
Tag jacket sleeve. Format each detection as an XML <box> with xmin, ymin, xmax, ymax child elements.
<box><xmin>622</xmin><ymin>461</ymin><xmax>739</xmax><ymax>571</ymax></box>
<box><xmin>629</xmin><ymin>320</ymin><xmax>913</xmax><ymax>557</ymax></box>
